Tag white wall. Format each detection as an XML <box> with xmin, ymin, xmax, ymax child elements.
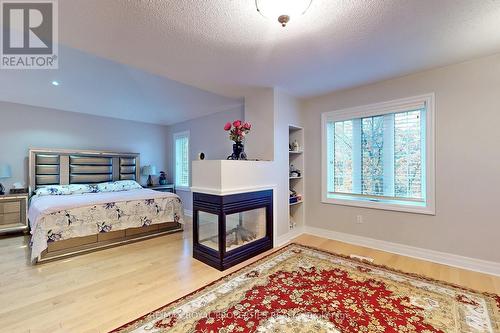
<box><xmin>0</xmin><ymin>101</ymin><xmax>247</xmax><ymax>215</ymax></box>
<box><xmin>171</xmin><ymin>90</ymin><xmax>298</xmax><ymax>240</ymax></box>
<box><xmin>4</xmin><ymin>51</ymin><xmax>496</xmax><ymax>265</ymax></box>
<box><xmin>243</xmin><ymin>88</ymin><xmax>303</xmax><ymax>238</ymax></box>
<box><xmin>274</xmin><ymin>90</ymin><xmax>303</xmax><ymax>237</ymax></box>
<box><xmin>244</xmin><ymin>88</ymin><xmax>275</xmax><ymax>161</ymax></box>
<box><xmin>302</xmin><ymin>53</ymin><xmax>500</xmax><ymax>262</ymax></box>
<box><xmin>0</xmin><ymin>102</ymin><xmax>169</xmax><ymax>191</ymax></box>
<box><xmin>165</xmin><ymin>106</ymin><xmax>245</xmax><ymax>211</ymax></box>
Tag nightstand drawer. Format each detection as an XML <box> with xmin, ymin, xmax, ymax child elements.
<box><xmin>0</xmin><ymin>213</ymin><xmax>21</xmax><ymax>225</ymax></box>
<box><xmin>0</xmin><ymin>195</ymin><xmax>28</xmax><ymax>234</ymax></box>
<box><xmin>0</xmin><ymin>201</ymin><xmax>21</xmax><ymax>214</ymax></box>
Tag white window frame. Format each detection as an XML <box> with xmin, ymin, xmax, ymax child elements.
<box><xmin>173</xmin><ymin>130</ymin><xmax>190</xmax><ymax>191</ymax></box>
<box><xmin>321</xmin><ymin>93</ymin><xmax>435</xmax><ymax>215</ymax></box>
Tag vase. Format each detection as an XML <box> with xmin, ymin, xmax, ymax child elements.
<box><xmin>227</xmin><ymin>142</ymin><xmax>247</xmax><ymax>160</ymax></box>
<box><xmin>159</xmin><ymin>171</ymin><xmax>167</xmax><ymax>185</ymax></box>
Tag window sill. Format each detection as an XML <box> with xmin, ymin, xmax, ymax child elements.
<box><xmin>321</xmin><ymin>195</ymin><xmax>435</xmax><ymax>215</ymax></box>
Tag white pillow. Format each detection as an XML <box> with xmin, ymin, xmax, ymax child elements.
<box><xmin>34</xmin><ymin>185</ymin><xmax>70</xmax><ymax>197</ymax></box>
<box><xmin>34</xmin><ymin>184</ymin><xmax>94</xmax><ymax>197</ymax></box>
<box><xmin>96</xmin><ymin>180</ymin><xmax>142</xmax><ymax>193</ymax></box>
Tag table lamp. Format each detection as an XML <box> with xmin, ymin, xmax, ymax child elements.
<box><xmin>141</xmin><ymin>165</ymin><xmax>157</xmax><ymax>187</ymax></box>
<box><xmin>0</xmin><ymin>164</ymin><xmax>12</xmax><ymax>195</ymax></box>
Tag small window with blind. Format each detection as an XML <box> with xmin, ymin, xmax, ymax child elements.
<box><xmin>174</xmin><ymin>131</ymin><xmax>190</xmax><ymax>189</ymax></box>
<box><xmin>321</xmin><ymin>94</ymin><xmax>435</xmax><ymax>214</ymax></box>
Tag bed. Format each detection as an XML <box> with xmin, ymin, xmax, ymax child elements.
<box><xmin>28</xmin><ymin>148</ymin><xmax>184</xmax><ymax>263</ymax></box>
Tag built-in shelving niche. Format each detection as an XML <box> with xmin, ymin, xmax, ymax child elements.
<box><xmin>288</xmin><ymin>125</ymin><xmax>305</xmax><ymax>230</ymax></box>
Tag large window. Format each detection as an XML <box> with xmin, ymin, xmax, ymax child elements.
<box><xmin>174</xmin><ymin>131</ymin><xmax>190</xmax><ymax>189</ymax></box>
<box><xmin>322</xmin><ymin>94</ymin><xmax>435</xmax><ymax>214</ymax></box>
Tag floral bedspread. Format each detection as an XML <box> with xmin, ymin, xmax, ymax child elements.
<box><xmin>29</xmin><ymin>190</ymin><xmax>184</xmax><ymax>262</ymax></box>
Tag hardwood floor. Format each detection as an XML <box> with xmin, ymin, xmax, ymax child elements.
<box><xmin>0</xmin><ymin>220</ymin><xmax>499</xmax><ymax>332</ymax></box>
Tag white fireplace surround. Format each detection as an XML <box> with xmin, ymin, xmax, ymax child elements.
<box><xmin>191</xmin><ymin>160</ymin><xmax>277</xmax><ymax>196</ymax></box>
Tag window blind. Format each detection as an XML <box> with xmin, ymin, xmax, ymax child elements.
<box><xmin>174</xmin><ymin>133</ymin><xmax>189</xmax><ymax>188</ymax></box>
<box><xmin>327</xmin><ymin>108</ymin><xmax>426</xmax><ymax>204</ymax></box>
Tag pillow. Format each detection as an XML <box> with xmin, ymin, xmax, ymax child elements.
<box><xmin>71</xmin><ymin>184</ymin><xmax>98</xmax><ymax>194</ymax></box>
<box><xmin>34</xmin><ymin>184</ymin><xmax>95</xmax><ymax>197</ymax></box>
<box><xmin>34</xmin><ymin>185</ymin><xmax>70</xmax><ymax>197</ymax></box>
<box><xmin>33</xmin><ymin>181</ymin><xmax>141</xmax><ymax>197</ymax></box>
<box><xmin>96</xmin><ymin>180</ymin><xmax>142</xmax><ymax>193</ymax></box>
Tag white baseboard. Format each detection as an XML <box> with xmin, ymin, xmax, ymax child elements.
<box><xmin>182</xmin><ymin>208</ymin><xmax>500</xmax><ymax>276</ymax></box>
<box><xmin>303</xmin><ymin>226</ymin><xmax>500</xmax><ymax>277</ymax></box>
<box><xmin>276</xmin><ymin>226</ymin><xmax>305</xmax><ymax>247</ymax></box>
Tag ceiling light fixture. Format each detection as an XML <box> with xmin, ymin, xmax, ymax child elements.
<box><xmin>51</xmin><ymin>80</ymin><xmax>60</xmax><ymax>86</ymax></box>
<box><xmin>255</xmin><ymin>0</ymin><xmax>313</xmax><ymax>27</ymax></box>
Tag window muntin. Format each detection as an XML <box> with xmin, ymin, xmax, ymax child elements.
<box><xmin>174</xmin><ymin>132</ymin><xmax>190</xmax><ymax>188</ymax></box>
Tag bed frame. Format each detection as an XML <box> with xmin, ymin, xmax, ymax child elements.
<box><xmin>29</xmin><ymin>148</ymin><xmax>183</xmax><ymax>263</ymax></box>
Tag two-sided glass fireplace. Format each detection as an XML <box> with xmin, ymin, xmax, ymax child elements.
<box><xmin>193</xmin><ymin>189</ymin><xmax>273</xmax><ymax>270</ymax></box>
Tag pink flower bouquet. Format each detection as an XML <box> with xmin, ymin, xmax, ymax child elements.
<box><xmin>224</xmin><ymin>120</ymin><xmax>251</xmax><ymax>143</ymax></box>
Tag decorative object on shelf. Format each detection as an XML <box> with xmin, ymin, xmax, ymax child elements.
<box><xmin>291</xmin><ymin>139</ymin><xmax>300</xmax><ymax>151</ymax></box>
<box><xmin>141</xmin><ymin>165</ymin><xmax>157</xmax><ymax>187</ymax></box>
<box><xmin>255</xmin><ymin>0</ymin><xmax>313</xmax><ymax>27</ymax></box>
<box><xmin>12</xmin><ymin>182</ymin><xmax>23</xmax><ymax>189</ymax></box>
<box><xmin>289</xmin><ymin>191</ymin><xmax>302</xmax><ymax>204</ymax></box>
<box><xmin>224</xmin><ymin>120</ymin><xmax>251</xmax><ymax>160</ymax></box>
<box><xmin>10</xmin><ymin>182</ymin><xmax>27</xmax><ymax>194</ymax></box>
<box><xmin>158</xmin><ymin>171</ymin><xmax>167</xmax><ymax>185</ymax></box>
<box><xmin>289</xmin><ymin>164</ymin><xmax>301</xmax><ymax>178</ymax></box>
<box><xmin>229</xmin><ymin>142</ymin><xmax>247</xmax><ymax>161</ymax></box>
<box><xmin>289</xmin><ymin>214</ymin><xmax>296</xmax><ymax>229</ymax></box>
<box><xmin>289</xmin><ymin>187</ymin><xmax>302</xmax><ymax>204</ymax></box>
<box><xmin>10</xmin><ymin>188</ymin><xmax>28</xmax><ymax>194</ymax></box>
<box><xmin>0</xmin><ymin>164</ymin><xmax>11</xmax><ymax>195</ymax></box>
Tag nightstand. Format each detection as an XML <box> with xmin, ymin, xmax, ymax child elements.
<box><xmin>0</xmin><ymin>193</ymin><xmax>28</xmax><ymax>235</ymax></box>
<box><xmin>144</xmin><ymin>184</ymin><xmax>176</xmax><ymax>193</ymax></box>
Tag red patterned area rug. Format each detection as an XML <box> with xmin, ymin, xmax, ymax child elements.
<box><xmin>112</xmin><ymin>244</ymin><xmax>500</xmax><ymax>333</ymax></box>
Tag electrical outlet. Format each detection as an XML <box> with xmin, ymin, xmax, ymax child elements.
<box><xmin>356</xmin><ymin>215</ymin><xmax>363</xmax><ymax>224</ymax></box>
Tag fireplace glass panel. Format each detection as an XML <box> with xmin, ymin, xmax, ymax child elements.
<box><xmin>225</xmin><ymin>208</ymin><xmax>266</xmax><ymax>252</ymax></box>
<box><xmin>198</xmin><ymin>211</ymin><xmax>219</xmax><ymax>251</ymax></box>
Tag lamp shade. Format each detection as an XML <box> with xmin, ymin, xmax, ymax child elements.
<box><xmin>0</xmin><ymin>164</ymin><xmax>11</xmax><ymax>179</ymax></box>
<box><xmin>141</xmin><ymin>165</ymin><xmax>157</xmax><ymax>176</ymax></box>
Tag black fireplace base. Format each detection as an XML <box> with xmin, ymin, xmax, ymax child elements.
<box><xmin>193</xmin><ymin>190</ymin><xmax>273</xmax><ymax>271</ymax></box>
<box><xmin>193</xmin><ymin>237</ymin><xmax>273</xmax><ymax>271</ymax></box>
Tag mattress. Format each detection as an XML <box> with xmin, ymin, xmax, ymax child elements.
<box><xmin>29</xmin><ymin>188</ymin><xmax>184</xmax><ymax>262</ymax></box>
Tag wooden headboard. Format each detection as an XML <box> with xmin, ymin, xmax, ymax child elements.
<box><xmin>29</xmin><ymin>148</ymin><xmax>140</xmax><ymax>192</ymax></box>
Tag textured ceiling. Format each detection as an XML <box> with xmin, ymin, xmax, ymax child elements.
<box><xmin>57</xmin><ymin>0</ymin><xmax>500</xmax><ymax>98</ymax></box>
